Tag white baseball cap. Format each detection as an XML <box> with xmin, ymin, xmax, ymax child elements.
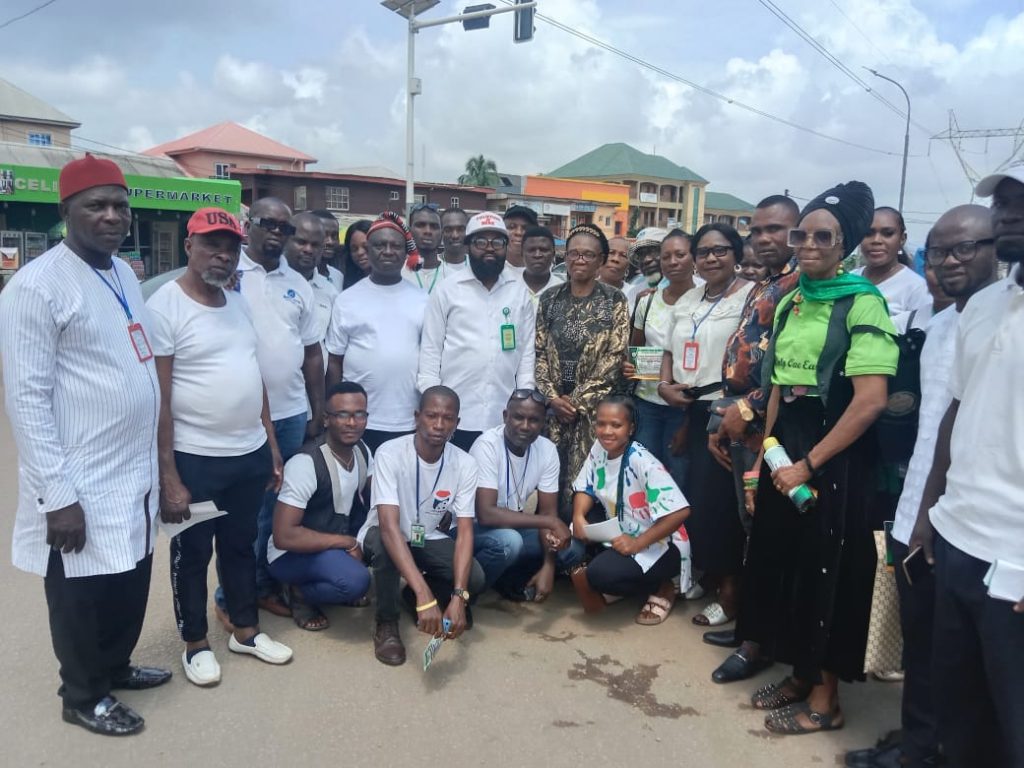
<box><xmin>975</xmin><ymin>161</ymin><xmax>1024</xmax><ymax>197</ymax></box>
<box><xmin>464</xmin><ymin>211</ymin><xmax>509</xmax><ymax>242</ymax></box>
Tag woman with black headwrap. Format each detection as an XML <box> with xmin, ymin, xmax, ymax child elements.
<box><xmin>738</xmin><ymin>182</ymin><xmax>898</xmax><ymax>735</ymax></box>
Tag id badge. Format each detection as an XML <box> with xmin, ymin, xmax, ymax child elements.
<box><xmin>128</xmin><ymin>322</ymin><xmax>153</xmax><ymax>363</ymax></box>
<box><xmin>410</xmin><ymin>523</ymin><xmax>426</xmax><ymax>548</ymax></box>
<box><xmin>500</xmin><ymin>323</ymin><xmax>516</xmax><ymax>351</ymax></box>
<box><xmin>682</xmin><ymin>340</ymin><xmax>700</xmax><ymax>371</ymax></box>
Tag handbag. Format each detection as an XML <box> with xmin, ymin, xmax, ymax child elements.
<box><xmin>863</xmin><ymin>530</ymin><xmax>903</xmax><ymax>675</ymax></box>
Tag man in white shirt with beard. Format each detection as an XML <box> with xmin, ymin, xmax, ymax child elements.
<box><xmin>418</xmin><ymin>212</ymin><xmax>536</xmax><ymax>452</ymax></box>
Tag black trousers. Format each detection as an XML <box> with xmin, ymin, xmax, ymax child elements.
<box><xmin>171</xmin><ymin>444</ymin><xmax>270</xmax><ymax>642</ymax></box>
<box><xmin>362</xmin><ymin>428</ymin><xmax>414</xmax><ymax>454</ymax></box>
<box><xmin>890</xmin><ymin>537</ymin><xmax>939</xmax><ymax>763</ymax></box>
<box><xmin>450</xmin><ymin>430</ymin><xmax>483</xmax><ymax>453</ymax></box>
<box><xmin>932</xmin><ymin>534</ymin><xmax>1024</xmax><ymax>768</ymax></box>
<box><xmin>44</xmin><ymin>550</ymin><xmax>153</xmax><ymax>710</ymax></box>
<box><xmin>586</xmin><ymin>545</ymin><xmax>680</xmax><ymax>597</ymax></box>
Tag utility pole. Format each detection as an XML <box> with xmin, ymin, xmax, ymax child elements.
<box><xmin>932</xmin><ymin>111</ymin><xmax>1024</xmax><ymax>199</ymax></box>
<box><xmin>866</xmin><ymin>68</ymin><xmax>911</xmax><ymax>214</ymax></box>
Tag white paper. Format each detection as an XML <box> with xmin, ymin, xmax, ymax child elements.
<box><xmin>582</xmin><ymin>518</ymin><xmax>624</xmax><ymax>544</ymax></box>
<box><xmin>984</xmin><ymin>559</ymin><xmax>1024</xmax><ymax>603</ymax></box>
<box><xmin>158</xmin><ymin>501</ymin><xmax>227</xmax><ymax>538</ymax></box>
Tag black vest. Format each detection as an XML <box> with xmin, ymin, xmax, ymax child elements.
<box><xmin>296</xmin><ymin>437</ymin><xmax>371</xmax><ymax>537</ymax></box>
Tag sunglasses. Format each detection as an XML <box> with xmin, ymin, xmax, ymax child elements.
<box><xmin>410</xmin><ymin>202</ymin><xmax>440</xmax><ymax>215</ymax></box>
<box><xmin>250</xmin><ymin>217</ymin><xmax>296</xmax><ymax>236</ymax></box>
<box><xmin>925</xmin><ymin>238</ymin><xmax>994</xmax><ymax>266</ymax></box>
<box><xmin>788</xmin><ymin>228</ymin><xmax>842</xmax><ymax>249</ymax></box>
<box><xmin>509</xmin><ymin>389</ymin><xmax>547</xmax><ymax>405</ymax></box>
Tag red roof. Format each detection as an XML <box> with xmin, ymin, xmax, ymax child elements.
<box><xmin>143</xmin><ymin>121</ymin><xmax>316</xmax><ymax>163</ymax></box>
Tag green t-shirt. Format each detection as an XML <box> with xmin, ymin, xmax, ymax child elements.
<box><xmin>771</xmin><ymin>291</ymin><xmax>898</xmax><ymax>387</ymax></box>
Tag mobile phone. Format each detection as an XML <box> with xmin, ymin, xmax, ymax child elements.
<box><xmin>902</xmin><ymin>546</ymin><xmax>932</xmax><ymax>586</ymax></box>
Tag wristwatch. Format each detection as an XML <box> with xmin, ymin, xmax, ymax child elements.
<box><xmin>736</xmin><ymin>398</ymin><xmax>755</xmax><ymax>423</ymax></box>
<box><xmin>451</xmin><ymin>588</ymin><xmax>470</xmax><ymax>603</ymax></box>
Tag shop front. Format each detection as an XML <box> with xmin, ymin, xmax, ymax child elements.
<box><xmin>0</xmin><ymin>162</ymin><xmax>241</xmax><ymax>281</ymax></box>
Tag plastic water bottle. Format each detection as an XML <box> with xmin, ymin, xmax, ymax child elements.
<box><xmin>762</xmin><ymin>437</ymin><xmax>817</xmax><ymax>513</ymax></box>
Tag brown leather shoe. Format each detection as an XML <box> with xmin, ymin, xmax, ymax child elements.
<box><xmin>373</xmin><ymin>621</ymin><xmax>406</xmax><ymax>666</ymax></box>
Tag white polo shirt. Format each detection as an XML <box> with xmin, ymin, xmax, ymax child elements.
<box><xmin>417</xmin><ymin>267</ymin><xmax>536</xmax><ymax>432</ymax></box>
<box><xmin>470</xmin><ymin>426</ymin><xmax>560</xmax><ymax>511</ymax></box>
<box><xmin>236</xmin><ymin>249</ymin><xmax>320</xmax><ymax>421</ymax></box>
<box><xmin>929</xmin><ymin>266</ymin><xmax>1024</xmax><ymax>563</ymax></box>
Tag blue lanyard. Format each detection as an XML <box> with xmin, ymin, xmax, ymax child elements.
<box><xmin>614</xmin><ymin>449</ymin><xmax>629</xmax><ymax>523</ymax></box>
<box><xmin>690</xmin><ymin>279</ymin><xmax>734</xmax><ymax>339</ymax></box>
<box><xmin>415</xmin><ymin>263</ymin><xmax>442</xmax><ymax>293</ymax></box>
<box><xmin>504</xmin><ymin>443</ymin><xmax>531</xmax><ymax>511</ymax></box>
<box><xmin>415</xmin><ymin>450</ymin><xmax>446</xmax><ymax>524</ymax></box>
<box><xmin>92</xmin><ymin>264</ymin><xmax>132</xmax><ymax>322</ymax></box>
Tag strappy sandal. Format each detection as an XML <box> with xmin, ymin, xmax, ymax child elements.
<box><xmin>751</xmin><ymin>676</ymin><xmax>812</xmax><ymax>710</ymax></box>
<box><xmin>764</xmin><ymin>701</ymin><xmax>844</xmax><ymax>735</ymax></box>
<box><xmin>287</xmin><ymin>587</ymin><xmax>329</xmax><ymax>632</ymax></box>
<box><xmin>691</xmin><ymin>601</ymin><xmax>733</xmax><ymax>626</ymax></box>
<box><xmin>636</xmin><ymin>593</ymin><xmax>675</xmax><ymax>625</ymax></box>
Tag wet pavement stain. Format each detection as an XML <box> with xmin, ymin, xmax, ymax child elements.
<box><xmin>567</xmin><ymin>651</ymin><xmax>697</xmax><ymax>719</ymax></box>
<box><xmin>538</xmin><ymin>631</ymin><xmax>577</xmax><ymax>643</ymax></box>
<box><xmin>552</xmin><ymin>720</ymin><xmax>580</xmax><ymax>728</ymax></box>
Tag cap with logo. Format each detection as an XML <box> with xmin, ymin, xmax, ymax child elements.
<box><xmin>975</xmin><ymin>161</ymin><xmax>1024</xmax><ymax>198</ymax></box>
<box><xmin>58</xmin><ymin>153</ymin><xmax>128</xmax><ymax>202</ymax></box>
<box><xmin>464</xmin><ymin>212</ymin><xmax>509</xmax><ymax>242</ymax></box>
<box><xmin>187</xmin><ymin>207</ymin><xmax>243</xmax><ymax>238</ymax></box>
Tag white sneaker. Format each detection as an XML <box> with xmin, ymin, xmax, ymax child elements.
<box><xmin>227</xmin><ymin>632</ymin><xmax>293</xmax><ymax>664</ymax></box>
<box><xmin>182</xmin><ymin>648</ymin><xmax>221</xmax><ymax>686</ymax></box>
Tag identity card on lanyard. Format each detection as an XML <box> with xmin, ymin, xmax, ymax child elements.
<box><xmin>500</xmin><ymin>307</ymin><xmax>516</xmax><ymax>351</ymax></box>
<box><xmin>412</xmin><ymin>451</ymin><xmax>446</xmax><ymax>547</ymax></box>
<box><xmin>93</xmin><ymin>264</ymin><xmax>153</xmax><ymax>363</ymax></box>
<box><xmin>683</xmin><ymin>287</ymin><xmax>730</xmax><ymax>372</ymax></box>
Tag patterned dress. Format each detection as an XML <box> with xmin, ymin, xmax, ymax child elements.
<box><xmin>535</xmin><ymin>281</ymin><xmax>629</xmax><ymax>516</ymax></box>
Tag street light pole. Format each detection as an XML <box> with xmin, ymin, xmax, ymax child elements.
<box><xmin>866</xmin><ymin>67</ymin><xmax>911</xmax><ymax>214</ymax></box>
<box><xmin>406</xmin><ymin>7</ymin><xmax>418</xmax><ymax>217</ymax></box>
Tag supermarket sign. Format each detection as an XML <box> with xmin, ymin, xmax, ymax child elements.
<box><xmin>0</xmin><ymin>164</ymin><xmax>241</xmax><ymax>214</ymax></box>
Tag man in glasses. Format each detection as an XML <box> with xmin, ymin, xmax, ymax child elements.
<box><xmin>358</xmin><ymin>386</ymin><xmax>485</xmax><ymax>666</ymax></box>
<box><xmin>402</xmin><ymin>203</ymin><xmax>449</xmax><ymax>294</ymax></box>
<box><xmin>326</xmin><ymin>217</ymin><xmax>427</xmax><ymax>452</ymax></box>
<box><xmin>229</xmin><ymin>197</ymin><xmax>325</xmax><ymax>620</ymax></box>
<box><xmin>268</xmin><ymin>382</ymin><xmax>374</xmax><ymax>633</ymax></box>
<box><xmin>502</xmin><ymin>204</ymin><xmax>539</xmax><ymax>275</ymax></box>
<box><xmin>418</xmin><ymin>212</ymin><xmax>536</xmax><ymax>452</ymax></box>
<box><xmin>469</xmin><ymin>390</ymin><xmax>584</xmax><ymax>600</ymax></box>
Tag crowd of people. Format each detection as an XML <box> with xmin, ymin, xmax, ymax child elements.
<box><xmin>1</xmin><ymin>152</ymin><xmax>1021</xmax><ymax>768</ymax></box>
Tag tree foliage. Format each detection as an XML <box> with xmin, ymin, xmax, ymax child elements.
<box><xmin>458</xmin><ymin>154</ymin><xmax>499</xmax><ymax>187</ymax></box>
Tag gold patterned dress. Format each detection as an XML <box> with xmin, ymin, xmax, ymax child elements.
<box><xmin>535</xmin><ymin>281</ymin><xmax>630</xmax><ymax>516</ymax></box>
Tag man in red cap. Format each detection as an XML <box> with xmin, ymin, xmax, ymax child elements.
<box><xmin>147</xmin><ymin>208</ymin><xmax>293</xmax><ymax>689</ymax></box>
<box><xmin>0</xmin><ymin>154</ymin><xmax>170</xmax><ymax>736</ymax></box>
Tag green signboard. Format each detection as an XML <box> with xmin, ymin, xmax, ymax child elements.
<box><xmin>0</xmin><ymin>164</ymin><xmax>241</xmax><ymax>214</ymax></box>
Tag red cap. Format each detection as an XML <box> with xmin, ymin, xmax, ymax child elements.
<box><xmin>58</xmin><ymin>153</ymin><xmax>128</xmax><ymax>201</ymax></box>
<box><xmin>187</xmin><ymin>207</ymin><xmax>243</xmax><ymax>238</ymax></box>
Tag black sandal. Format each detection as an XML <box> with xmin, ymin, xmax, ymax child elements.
<box><xmin>287</xmin><ymin>587</ymin><xmax>329</xmax><ymax>631</ymax></box>
<box><xmin>764</xmin><ymin>701</ymin><xmax>844</xmax><ymax>735</ymax></box>
<box><xmin>751</xmin><ymin>676</ymin><xmax>812</xmax><ymax>710</ymax></box>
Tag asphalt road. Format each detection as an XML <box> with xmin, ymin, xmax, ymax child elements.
<box><xmin>0</xmin><ymin>391</ymin><xmax>900</xmax><ymax>767</ymax></box>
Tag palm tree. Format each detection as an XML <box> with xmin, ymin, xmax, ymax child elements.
<box><xmin>458</xmin><ymin>155</ymin><xmax>499</xmax><ymax>187</ymax></box>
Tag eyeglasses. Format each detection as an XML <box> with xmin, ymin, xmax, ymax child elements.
<box><xmin>566</xmin><ymin>249</ymin><xmax>600</xmax><ymax>263</ymax></box>
<box><xmin>326</xmin><ymin>409</ymin><xmax>369</xmax><ymax>422</ymax></box>
<box><xmin>925</xmin><ymin>238</ymin><xmax>995</xmax><ymax>266</ymax></box>
<box><xmin>509</xmin><ymin>389</ymin><xmax>547</xmax><ymax>405</ymax></box>
<box><xmin>788</xmin><ymin>229</ymin><xmax>841</xmax><ymax>249</ymax></box>
<box><xmin>410</xmin><ymin>202</ymin><xmax>440</xmax><ymax>215</ymax></box>
<box><xmin>470</xmin><ymin>236</ymin><xmax>508</xmax><ymax>250</ymax></box>
<box><xmin>693</xmin><ymin>245</ymin><xmax>734</xmax><ymax>259</ymax></box>
<box><xmin>250</xmin><ymin>217</ymin><xmax>296</xmax><ymax>236</ymax></box>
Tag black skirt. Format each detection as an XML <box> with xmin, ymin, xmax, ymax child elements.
<box><xmin>683</xmin><ymin>400</ymin><xmax>747</xmax><ymax>577</ymax></box>
<box><xmin>735</xmin><ymin>396</ymin><xmax>877</xmax><ymax>683</ymax></box>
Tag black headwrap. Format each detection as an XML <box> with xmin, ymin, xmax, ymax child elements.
<box><xmin>799</xmin><ymin>181</ymin><xmax>874</xmax><ymax>258</ymax></box>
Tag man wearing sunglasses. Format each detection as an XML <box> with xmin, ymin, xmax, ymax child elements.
<box><xmin>469</xmin><ymin>390</ymin><xmax>584</xmax><ymax>601</ymax></box>
<box><xmin>418</xmin><ymin>212</ymin><xmax>536</xmax><ymax>452</ymax></box>
<box><xmin>226</xmin><ymin>197</ymin><xmax>325</xmax><ymax>620</ymax></box>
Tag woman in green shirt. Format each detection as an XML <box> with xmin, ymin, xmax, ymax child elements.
<box><xmin>739</xmin><ymin>182</ymin><xmax>898</xmax><ymax>736</ymax></box>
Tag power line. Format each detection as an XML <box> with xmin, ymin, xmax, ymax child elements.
<box><xmin>827</xmin><ymin>0</ymin><xmax>894</xmax><ymax>66</ymax></box>
<box><xmin>0</xmin><ymin>0</ymin><xmax>57</xmax><ymax>30</ymax></box>
<box><xmin>497</xmin><ymin>1</ymin><xmax>910</xmax><ymax>158</ymax></box>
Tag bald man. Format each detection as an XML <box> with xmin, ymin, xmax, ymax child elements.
<box><xmin>848</xmin><ymin>204</ymin><xmax>997</xmax><ymax>768</ymax></box>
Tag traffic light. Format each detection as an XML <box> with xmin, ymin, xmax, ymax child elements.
<box><xmin>462</xmin><ymin>3</ymin><xmax>495</xmax><ymax>31</ymax></box>
<box><xmin>513</xmin><ymin>0</ymin><xmax>534</xmax><ymax>43</ymax></box>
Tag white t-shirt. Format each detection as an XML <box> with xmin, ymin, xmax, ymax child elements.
<box><xmin>359</xmin><ymin>435</ymin><xmax>478</xmax><ymax>545</ymax></box>
<box><xmin>324</xmin><ymin>264</ymin><xmax>344</xmax><ymax>292</ymax></box>
<box><xmin>401</xmin><ymin>259</ymin><xmax>462</xmax><ymax>294</ymax></box>
<box><xmin>929</xmin><ymin>268</ymin><xmax>1024</xmax><ymax>564</ymax></box>
<box><xmin>853</xmin><ymin>265</ymin><xmax>931</xmax><ymax>317</ymax></box>
<box><xmin>572</xmin><ymin>441</ymin><xmax>689</xmax><ymax>572</ymax></box>
<box><xmin>325</xmin><ymin>278</ymin><xmax>428</xmax><ymax>431</ymax></box>
<box><xmin>524</xmin><ymin>272</ymin><xmax>565</xmax><ymax>308</ymax></box>
<box><xmin>147</xmin><ymin>282</ymin><xmax>267</xmax><ymax>457</ymax></box>
<box><xmin>269</xmin><ymin>449</ymin><xmax>375</xmax><ymax>563</ymax></box>
<box><xmin>236</xmin><ymin>250</ymin><xmax>320</xmax><ymax>421</ymax></box>
<box><xmin>666</xmin><ymin>281</ymin><xmax>753</xmax><ymax>399</ymax></box>
<box><xmin>632</xmin><ymin>287</ymin><xmax>692</xmax><ymax>404</ymax></box>
<box><xmin>469</xmin><ymin>426</ymin><xmax>560</xmax><ymax>511</ymax></box>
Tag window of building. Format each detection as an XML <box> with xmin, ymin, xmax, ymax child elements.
<box><xmin>214</xmin><ymin>163</ymin><xmax>231</xmax><ymax>179</ymax></box>
<box><xmin>389</xmin><ymin>190</ymin><xmax>400</xmax><ymax>201</ymax></box>
<box><xmin>256</xmin><ymin>163</ymin><xmax>281</xmax><ymax>170</ymax></box>
<box><xmin>28</xmin><ymin>133</ymin><xmax>52</xmax><ymax>146</ymax></box>
<box><xmin>294</xmin><ymin>185</ymin><xmax>307</xmax><ymax>211</ymax></box>
<box><xmin>614</xmin><ymin>221</ymin><xmax>623</xmax><ymax>235</ymax></box>
<box><xmin>414</xmin><ymin>194</ymin><xmax>426</xmax><ymax>205</ymax></box>
<box><xmin>704</xmin><ymin>214</ymin><xmax>715</xmax><ymax>225</ymax></box>
<box><xmin>326</xmin><ymin>186</ymin><xmax>350</xmax><ymax>211</ymax></box>
<box><xmin>717</xmin><ymin>215</ymin><xmax>735</xmax><ymax>226</ymax></box>
<box><xmin>450</xmin><ymin>196</ymin><xmax>459</xmax><ymax>208</ymax></box>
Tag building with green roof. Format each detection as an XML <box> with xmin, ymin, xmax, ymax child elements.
<box><xmin>703</xmin><ymin>191</ymin><xmax>755</xmax><ymax>235</ymax></box>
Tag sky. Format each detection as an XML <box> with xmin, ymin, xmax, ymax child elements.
<box><xmin>3</xmin><ymin>0</ymin><xmax>1023</xmax><ymax>243</ymax></box>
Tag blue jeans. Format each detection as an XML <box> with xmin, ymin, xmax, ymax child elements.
<box><xmin>634</xmin><ymin>397</ymin><xmax>688</xmax><ymax>486</ymax></box>
<box><xmin>216</xmin><ymin>412</ymin><xmax>307</xmax><ymax>608</ymax></box>
<box><xmin>469</xmin><ymin>525</ymin><xmax>525</xmax><ymax>591</ymax></box>
<box><xmin>496</xmin><ymin>528</ymin><xmax>585</xmax><ymax>595</ymax></box>
<box><xmin>267</xmin><ymin>549</ymin><xmax>371</xmax><ymax>606</ymax></box>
